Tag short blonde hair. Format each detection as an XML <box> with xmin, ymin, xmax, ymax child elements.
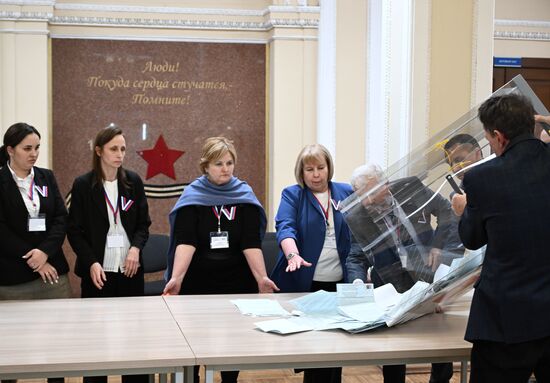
<box><xmin>294</xmin><ymin>144</ymin><xmax>334</xmax><ymax>187</ymax></box>
<box><xmin>199</xmin><ymin>136</ymin><xmax>237</xmax><ymax>174</ymax></box>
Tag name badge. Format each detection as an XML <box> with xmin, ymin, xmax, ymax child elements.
<box><xmin>28</xmin><ymin>214</ymin><xmax>46</xmax><ymax>232</ymax></box>
<box><xmin>107</xmin><ymin>233</ymin><xmax>124</xmax><ymax>248</ymax></box>
<box><xmin>210</xmin><ymin>231</ymin><xmax>229</xmax><ymax>249</ymax></box>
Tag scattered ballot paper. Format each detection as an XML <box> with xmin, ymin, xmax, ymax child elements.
<box><xmin>254</xmin><ymin>317</ymin><xmax>314</xmax><ymax>334</ymax></box>
<box><xmin>289</xmin><ymin>290</ymin><xmax>337</xmax><ymax>314</ymax></box>
<box><xmin>336</xmin><ymin>283</ymin><xmax>375</xmax><ymax>306</ymax></box>
<box><xmin>231</xmin><ymin>299</ymin><xmax>291</xmax><ymax>317</ymax></box>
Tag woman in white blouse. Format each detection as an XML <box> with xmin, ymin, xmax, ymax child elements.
<box><xmin>0</xmin><ymin>122</ymin><xmax>71</xmax><ymax>383</ymax></box>
<box><xmin>67</xmin><ymin>125</ymin><xmax>150</xmax><ymax>383</ymax></box>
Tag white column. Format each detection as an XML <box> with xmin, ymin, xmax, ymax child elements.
<box><xmin>365</xmin><ymin>0</ymin><xmax>414</xmax><ymax>170</ymax></box>
<box><xmin>471</xmin><ymin>0</ymin><xmax>495</xmax><ymax>105</ymax></box>
<box><xmin>316</xmin><ymin>0</ymin><xmax>337</xmax><ymax>156</ymax></box>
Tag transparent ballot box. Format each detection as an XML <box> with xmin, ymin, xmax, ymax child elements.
<box><xmin>340</xmin><ymin>75</ymin><xmax>549</xmax><ymax>327</ymax></box>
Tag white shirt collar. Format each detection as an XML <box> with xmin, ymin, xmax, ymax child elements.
<box><xmin>7</xmin><ymin>162</ymin><xmax>34</xmax><ymax>183</ymax></box>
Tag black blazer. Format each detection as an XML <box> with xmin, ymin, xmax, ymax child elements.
<box><xmin>460</xmin><ymin>134</ymin><xmax>550</xmax><ymax>344</ymax></box>
<box><xmin>67</xmin><ymin>170</ymin><xmax>151</xmax><ymax>279</ymax></box>
<box><xmin>0</xmin><ymin>166</ymin><xmax>69</xmax><ymax>285</ymax></box>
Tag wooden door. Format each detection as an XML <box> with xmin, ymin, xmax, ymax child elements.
<box><xmin>493</xmin><ymin>58</ymin><xmax>550</xmax><ymax>110</ymax></box>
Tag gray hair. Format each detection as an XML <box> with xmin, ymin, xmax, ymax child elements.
<box><xmin>350</xmin><ymin>163</ymin><xmax>387</xmax><ymax>191</ymax></box>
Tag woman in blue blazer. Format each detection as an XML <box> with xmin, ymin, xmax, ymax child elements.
<box><xmin>67</xmin><ymin>125</ymin><xmax>150</xmax><ymax>383</ymax></box>
<box><xmin>271</xmin><ymin>143</ymin><xmax>352</xmax><ymax>383</ymax></box>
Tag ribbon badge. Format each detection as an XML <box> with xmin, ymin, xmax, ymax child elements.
<box><xmin>120</xmin><ymin>196</ymin><xmax>134</xmax><ymax>212</ymax></box>
<box><xmin>221</xmin><ymin>206</ymin><xmax>236</xmax><ymax>220</ymax></box>
<box><xmin>34</xmin><ymin>185</ymin><xmax>48</xmax><ymax>198</ymax></box>
<box><xmin>330</xmin><ymin>199</ymin><xmax>341</xmax><ymax>211</ymax></box>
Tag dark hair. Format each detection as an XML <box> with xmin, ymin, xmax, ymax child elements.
<box><xmin>478</xmin><ymin>94</ymin><xmax>535</xmax><ymax>140</ymax></box>
<box><xmin>92</xmin><ymin>125</ymin><xmax>129</xmax><ymax>188</ymax></box>
<box><xmin>0</xmin><ymin>122</ymin><xmax>41</xmax><ymax>167</ymax></box>
<box><xmin>443</xmin><ymin>133</ymin><xmax>481</xmax><ymax>164</ymax></box>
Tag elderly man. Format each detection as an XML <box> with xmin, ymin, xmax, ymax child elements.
<box><xmin>345</xmin><ymin>163</ymin><xmax>461</xmax><ymax>383</ymax></box>
<box><xmin>346</xmin><ymin>164</ymin><xmax>461</xmax><ymax>284</ymax></box>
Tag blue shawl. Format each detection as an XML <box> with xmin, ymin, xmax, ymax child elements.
<box><xmin>165</xmin><ymin>175</ymin><xmax>266</xmax><ymax>280</ymax></box>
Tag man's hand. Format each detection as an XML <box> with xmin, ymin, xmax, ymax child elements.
<box><xmin>427</xmin><ymin>248</ymin><xmax>443</xmax><ymax>272</ymax></box>
<box><xmin>451</xmin><ymin>193</ymin><xmax>467</xmax><ymax>216</ymax></box>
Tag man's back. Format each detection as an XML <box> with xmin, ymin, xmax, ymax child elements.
<box><xmin>460</xmin><ymin>134</ymin><xmax>550</xmax><ymax>344</ymax></box>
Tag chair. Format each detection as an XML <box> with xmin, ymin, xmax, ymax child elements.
<box><xmin>141</xmin><ymin>233</ymin><xmax>170</xmax><ymax>296</ymax></box>
<box><xmin>262</xmin><ymin>232</ymin><xmax>280</xmax><ymax>276</ymax></box>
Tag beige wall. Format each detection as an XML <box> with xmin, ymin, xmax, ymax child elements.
<box><xmin>0</xmin><ymin>0</ymin><xmax>495</xmax><ymax>226</ymax></box>
<box><xmin>429</xmin><ymin>0</ymin><xmax>475</xmax><ymax>135</ymax></box>
<box><xmin>0</xmin><ymin>6</ymin><xmax>51</xmax><ymax>167</ymax></box>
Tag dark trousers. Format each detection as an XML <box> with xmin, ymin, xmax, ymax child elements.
<box><xmin>383</xmin><ymin>365</ymin><xmax>406</xmax><ymax>383</ymax></box>
<box><xmin>193</xmin><ymin>365</ymin><xmax>239</xmax><ymax>383</ymax></box>
<box><xmin>430</xmin><ymin>362</ymin><xmax>453</xmax><ymax>383</ymax></box>
<box><xmin>81</xmin><ymin>271</ymin><xmax>146</xmax><ymax>383</ymax></box>
<box><xmin>470</xmin><ymin>336</ymin><xmax>550</xmax><ymax>383</ymax></box>
<box><xmin>382</xmin><ymin>362</ymin><xmax>452</xmax><ymax>383</ymax></box>
<box><xmin>81</xmin><ymin>270</ymin><xmax>144</xmax><ymax>298</ymax></box>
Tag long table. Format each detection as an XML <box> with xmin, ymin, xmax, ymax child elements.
<box><xmin>164</xmin><ymin>293</ymin><xmax>472</xmax><ymax>383</ymax></box>
<box><xmin>0</xmin><ymin>296</ymin><xmax>194</xmax><ymax>380</ymax></box>
<box><xmin>0</xmin><ymin>293</ymin><xmax>471</xmax><ymax>383</ymax></box>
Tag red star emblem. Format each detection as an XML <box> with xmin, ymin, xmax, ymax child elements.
<box><xmin>137</xmin><ymin>134</ymin><xmax>184</xmax><ymax>180</ymax></box>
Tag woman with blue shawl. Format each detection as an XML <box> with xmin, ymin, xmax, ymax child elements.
<box><xmin>164</xmin><ymin>136</ymin><xmax>278</xmax><ymax>383</ymax></box>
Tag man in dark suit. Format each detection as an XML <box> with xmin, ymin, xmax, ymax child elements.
<box><xmin>458</xmin><ymin>94</ymin><xmax>550</xmax><ymax>382</ymax></box>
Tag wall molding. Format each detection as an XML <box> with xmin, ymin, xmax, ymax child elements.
<box><xmin>0</xmin><ymin>11</ymin><xmax>319</xmax><ymax>32</ymax></box>
<box><xmin>0</xmin><ymin>27</ymin><xmax>48</xmax><ymax>34</ymax></box>
<box><xmin>48</xmin><ymin>33</ymin><xmax>317</xmax><ymax>43</ymax></box>
<box><xmin>0</xmin><ymin>0</ymin><xmax>53</xmax><ymax>5</ymax></box>
<box><xmin>0</xmin><ymin>10</ymin><xmax>51</xmax><ymax>20</ymax></box>
<box><xmin>495</xmin><ymin>19</ymin><xmax>550</xmax><ymax>29</ymax></box>
<box><xmin>54</xmin><ymin>3</ymin><xmax>266</xmax><ymax>16</ymax></box>
<box><xmin>494</xmin><ymin>30</ymin><xmax>550</xmax><ymax>41</ymax></box>
<box><xmin>494</xmin><ymin>18</ymin><xmax>550</xmax><ymax>42</ymax></box>
<box><xmin>47</xmin><ymin>16</ymin><xmax>318</xmax><ymax>30</ymax></box>
<box><xmin>54</xmin><ymin>3</ymin><xmax>320</xmax><ymax>17</ymax></box>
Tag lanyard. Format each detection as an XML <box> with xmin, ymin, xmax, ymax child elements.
<box><xmin>313</xmin><ymin>190</ymin><xmax>331</xmax><ymax>226</ymax></box>
<box><xmin>212</xmin><ymin>205</ymin><xmax>236</xmax><ymax>232</ymax></box>
<box><xmin>27</xmin><ymin>178</ymin><xmax>37</xmax><ymax>209</ymax></box>
<box><xmin>104</xmin><ymin>190</ymin><xmax>119</xmax><ymax>225</ymax></box>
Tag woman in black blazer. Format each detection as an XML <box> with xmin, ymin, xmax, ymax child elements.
<box><xmin>0</xmin><ymin>122</ymin><xmax>71</xmax><ymax>296</ymax></box>
<box><xmin>0</xmin><ymin>122</ymin><xmax>71</xmax><ymax>383</ymax></box>
<box><xmin>67</xmin><ymin>125</ymin><xmax>150</xmax><ymax>383</ymax></box>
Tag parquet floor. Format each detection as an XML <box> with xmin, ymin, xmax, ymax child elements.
<box><xmin>19</xmin><ymin>364</ymin><xmax>466</xmax><ymax>383</ymax></box>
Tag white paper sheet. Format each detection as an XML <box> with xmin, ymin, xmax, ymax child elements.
<box><xmin>231</xmin><ymin>299</ymin><xmax>291</xmax><ymax>317</ymax></box>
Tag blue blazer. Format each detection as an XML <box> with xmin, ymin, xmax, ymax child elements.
<box><xmin>460</xmin><ymin>134</ymin><xmax>550</xmax><ymax>344</ymax></box>
<box><xmin>271</xmin><ymin>181</ymin><xmax>353</xmax><ymax>292</ymax></box>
